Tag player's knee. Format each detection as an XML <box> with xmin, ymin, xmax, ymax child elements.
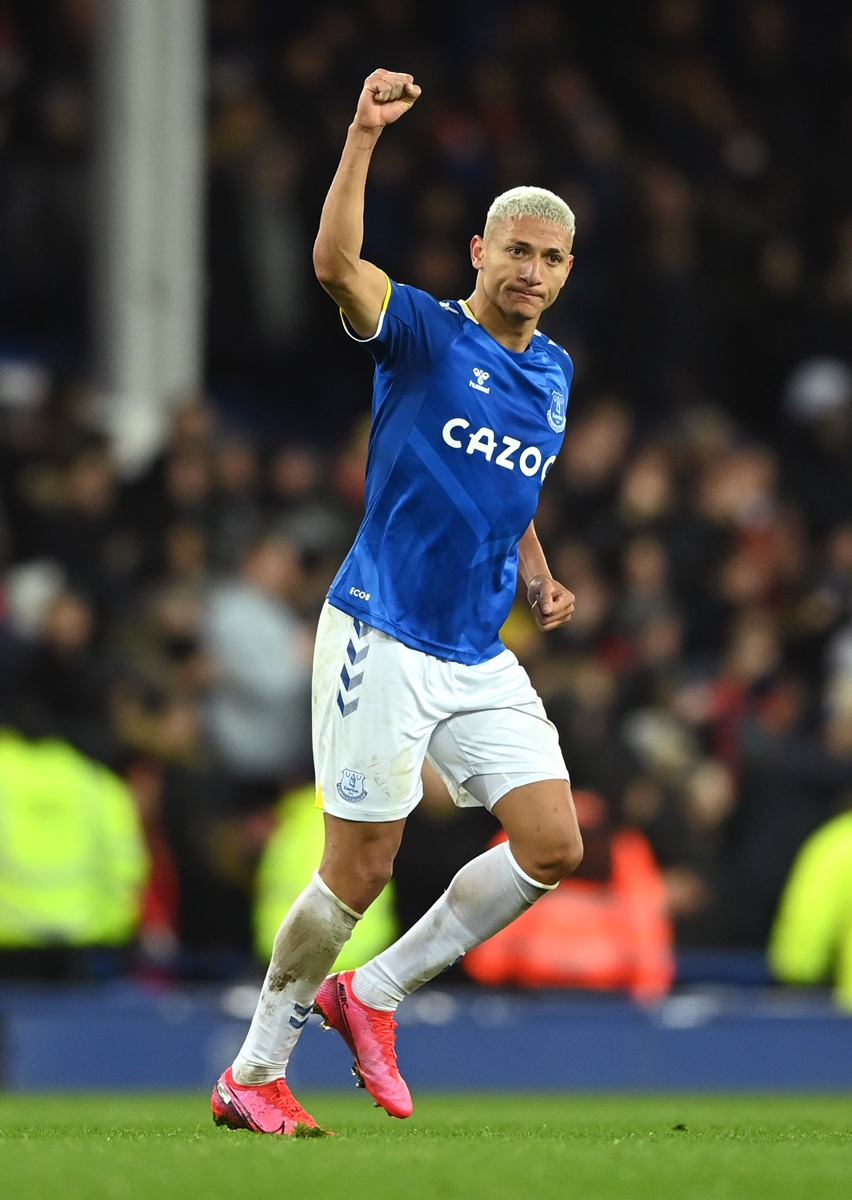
<box><xmin>351</xmin><ymin>854</ymin><xmax>395</xmax><ymax>906</ymax></box>
<box><xmin>527</xmin><ymin>829</ymin><xmax>584</xmax><ymax>886</ymax></box>
<box><xmin>319</xmin><ymin>847</ymin><xmax>395</xmax><ymax>913</ymax></box>
<box><xmin>562</xmin><ymin>829</ymin><xmax>584</xmax><ymax>876</ymax></box>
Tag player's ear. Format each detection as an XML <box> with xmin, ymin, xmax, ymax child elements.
<box><xmin>470</xmin><ymin>235</ymin><xmax>484</xmax><ymax>269</ymax></box>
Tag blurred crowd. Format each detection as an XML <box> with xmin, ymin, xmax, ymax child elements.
<box><xmin>0</xmin><ymin>0</ymin><xmax>851</xmax><ymax>985</ymax></box>
<box><xmin>0</xmin><ymin>394</ymin><xmax>502</xmax><ymax>978</ymax></box>
<box><xmin>3</xmin><ymin>0</ymin><xmax>852</xmax><ymax>431</ymax></box>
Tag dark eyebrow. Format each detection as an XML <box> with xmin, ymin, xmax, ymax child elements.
<box><xmin>506</xmin><ymin>239</ymin><xmax>566</xmax><ymax>256</ymax></box>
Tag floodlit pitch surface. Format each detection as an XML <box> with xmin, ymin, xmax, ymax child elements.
<box><xmin>2</xmin><ymin>1093</ymin><xmax>851</xmax><ymax>1199</ymax></box>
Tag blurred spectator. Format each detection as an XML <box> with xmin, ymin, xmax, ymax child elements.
<box><xmin>26</xmin><ymin>444</ymin><xmax>139</xmax><ymax>608</ymax></box>
<box><xmin>544</xmin><ymin>658</ymin><xmax>641</xmax><ymax>815</ymax></box>
<box><xmin>733</xmin><ymin>695</ymin><xmax>852</xmax><ymax>944</ymax></box>
<box><xmin>2</xmin><ymin>72</ymin><xmax>89</xmax><ymax>347</ymax></box>
<box><xmin>112</xmin><ymin>579</ymin><xmax>209</xmax><ymax>706</ymax></box>
<box><xmin>770</xmin><ymin>806</ymin><xmax>852</xmax><ymax>1010</ymax></box>
<box><xmin>6</xmin><ymin>585</ymin><xmax>121</xmax><ymax>767</ymax></box>
<box><xmin>122</xmin><ymin>434</ymin><xmax>214</xmax><ymax>574</ymax></box>
<box><xmin>783</xmin><ymin>358</ymin><xmax>852</xmax><ymax>536</ymax></box>
<box><xmin>613</xmin><ymin>534</ymin><xmax>675</xmax><ymax>637</ymax></box>
<box><xmin>553</xmin><ymin>398</ymin><xmax>632</xmax><ymax>541</ymax></box>
<box><xmin>208</xmin><ymin>435</ymin><xmax>264</xmax><ymax>571</ymax></box>
<box><xmin>208</xmin><ymin>137</ymin><xmax>309</xmax><ymax>355</ymax></box>
<box><xmin>464</xmin><ymin>791</ymin><xmax>675</xmax><ymax>1003</ymax></box>
<box><xmin>0</xmin><ymin>726</ymin><xmax>148</xmax><ymax>981</ymax></box>
<box><xmin>546</xmin><ymin>541</ymin><xmax>612</xmax><ymax>653</ymax></box>
<box><xmin>202</xmin><ymin>532</ymin><xmax>311</xmax><ymax>806</ymax></box>
<box><xmin>124</xmin><ymin>756</ymin><xmax>181</xmax><ymax>976</ymax></box>
<box><xmin>112</xmin><ymin>692</ymin><xmax>258</xmax><ymax>973</ymax></box>
<box><xmin>267</xmin><ymin>443</ymin><xmax>351</xmax><ymax>562</ymax></box>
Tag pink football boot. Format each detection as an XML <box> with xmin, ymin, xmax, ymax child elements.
<box><xmin>211</xmin><ymin>1066</ymin><xmax>330</xmax><ymax>1136</ymax></box>
<box><xmin>314</xmin><ymin>970</ymin><xmax>413</xmax><ymax>1119</ymax></box>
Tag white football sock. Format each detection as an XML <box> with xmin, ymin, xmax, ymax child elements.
<box><xmin>232</xmin><ymin>872</ymin><xmax>361</xmax><ymax>1084</ymax></box>
<box><xmin>352</xmin><ymin>842</ymin><xmax>555</xmax><ymax>1011</ymax></box>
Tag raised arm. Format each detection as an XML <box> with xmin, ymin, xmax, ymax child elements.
<box><xmin>519</xmin><ymin>521</ymin><xmax>575</xmax><ymax>631</ymax></box>
<box><xmin>313</xmin><ymin>69</ymin><xmax>420</xmax><ymax>338</ymax></box>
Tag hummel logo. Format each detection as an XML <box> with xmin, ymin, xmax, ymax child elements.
<box><xmin>470</xmin><ymin>367</ymin><xmax>491</xmax><ymax>394</ymax></box>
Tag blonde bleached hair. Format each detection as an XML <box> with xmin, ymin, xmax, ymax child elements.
<box><xmin>484</xmin><ymin>186</ymin><xmax>576</xmax><ymax>242</ymax></box>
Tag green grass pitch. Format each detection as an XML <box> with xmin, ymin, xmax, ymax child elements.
<box><xmin>1</xmin><ymin>1092</ymin><xmax>851</xmax><ymax>1200</ymax></box>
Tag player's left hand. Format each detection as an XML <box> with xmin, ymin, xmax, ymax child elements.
<box><xmin>527</xmin><ymin>575</ymin><xmax>575</xmax><ymax>631</ymax></box>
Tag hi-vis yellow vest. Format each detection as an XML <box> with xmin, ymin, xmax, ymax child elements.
<box><xmin>255</xmin><ymin>784</ymin><xmax>397</xmax><ymax>968</ymax></box>
<box><xmin>0</xmin><ymin>729</ymin><xmax>149</xmax><ymax>947</ymax></box>
<box><xmin>769</xmin><ymin>810</ymin><xmax>852</xmax><ymax>1010</ymax></box>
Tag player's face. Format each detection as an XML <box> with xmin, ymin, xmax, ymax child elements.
<box><xmin>471</xmin><ymin>217</ymin><xmax>574</xmax><ymax>324</ymax></box>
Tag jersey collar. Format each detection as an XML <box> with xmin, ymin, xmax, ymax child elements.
<box><xmin>458</xmin><ymin>298</ymin><xmax>545</xmax><ymax>359</ymax></box>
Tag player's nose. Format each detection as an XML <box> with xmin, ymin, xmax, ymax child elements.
<box><xmin>520</xmin><ymin>259</ymin><xmax>543</xmax><ymax>285</ymax></box>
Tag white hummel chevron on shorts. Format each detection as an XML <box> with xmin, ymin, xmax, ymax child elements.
<box><xmin>312</xmin><ymin>602</ymin><xmax>569</xmax><ymax>822</ymax></box>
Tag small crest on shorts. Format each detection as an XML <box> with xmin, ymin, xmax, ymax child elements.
<box><xmin>337</xmin><ymin>769</ymin><xmax>368</xmax><ymax>803</ymax></box>
<box><xmin>547</xmin><ymin>390</ymin><xmax>566</xmax><ymax>433</ymax></box>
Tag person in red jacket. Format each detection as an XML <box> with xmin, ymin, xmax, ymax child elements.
<box><xmin>465</xmin><ymin>790</ymin><xmax>674</xmax><ymax>1003</ymax></box>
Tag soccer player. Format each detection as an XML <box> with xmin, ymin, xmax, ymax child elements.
<box><xmin>212</xmin><ymin>69</ymin><xmax>582</xmax><ymax>1136</ymax></box>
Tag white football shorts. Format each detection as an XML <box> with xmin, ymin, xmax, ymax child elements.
<box><xmin>313</xmin><ymin>602</ymin><xmax>569</xmax><ymax>822</ymax></box>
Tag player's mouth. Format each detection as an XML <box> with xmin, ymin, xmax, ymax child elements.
<box><xmin>509</xmin><ymin>288</ymin><xmax>544</xmax><ymax>304</ymax></box>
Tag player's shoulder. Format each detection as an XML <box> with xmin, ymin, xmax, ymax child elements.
<box><xmin>533</xmin><ymin>328</ymin><xmax>574</xmax><ymax>376</ymax></box>
<box><xmin>390</xmin><ymin>281</ymin><xmax>465</xmax><ymax>321</ymax></box>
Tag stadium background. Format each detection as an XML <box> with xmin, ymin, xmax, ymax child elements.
<box><xmin>0</xmin><ymin>0</ymin><xmax>852</xmax><ymax>1090</ymax></box>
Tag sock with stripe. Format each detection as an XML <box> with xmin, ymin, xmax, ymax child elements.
<box><xmin>232</xmin><ymin>872</ymin><xmax>361</xmax><ymax>1084</ymax></box>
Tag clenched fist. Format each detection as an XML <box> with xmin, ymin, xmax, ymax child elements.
<box><xmin>354</xmin><ymin>69</ymin><xmax>421</xmax><ymax>130</ymax></box>
<box><xmin>527</xmin><ymin>574</ymin><xmax>576</xmax><ymax>631</ymax></box>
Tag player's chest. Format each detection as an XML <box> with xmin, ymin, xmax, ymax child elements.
<box><xmin>428</xmin><ymin>337</ymin><xmax>567</xmax><ymax>443</ymax></box>
<box><xmin>420</xmin><ymin>338</ymin><xmax>566</xmax><ymax>483</ymax></box>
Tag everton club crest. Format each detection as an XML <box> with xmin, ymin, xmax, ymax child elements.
<box><xmin>547</xmin><ymin>389</ymin><xmax>566</xmax><ymax>433</ymax></box>
<box><xmin>337</xmin><ymin>768</ymin><xmax>368</xmax><ymax>803</ymax></box>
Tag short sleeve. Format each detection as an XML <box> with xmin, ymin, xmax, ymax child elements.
<box><xmin>341</xmin><ymin>278</ymin><xmax>459</xmax><ymax>369</ymax></box>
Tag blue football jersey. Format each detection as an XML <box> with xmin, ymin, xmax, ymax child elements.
<box><xmin>327</xmin><ymin>278</ymin><xmax>573</xmax><ymax>665</ymax></box>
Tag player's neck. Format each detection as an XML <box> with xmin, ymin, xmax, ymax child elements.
<box><xmin>464</xmin><ymin>292</ymin><xmax>536</xmax><ymax>354</ymax></box>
